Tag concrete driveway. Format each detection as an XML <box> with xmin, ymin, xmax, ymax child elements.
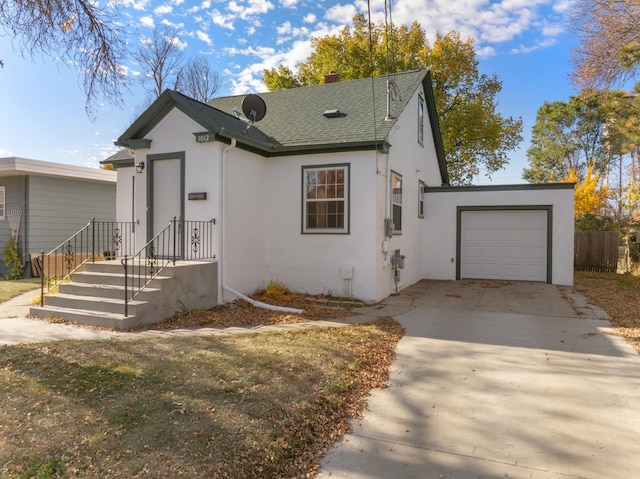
<box><xmin>319</xmin><ymin>280</ymin><xmax>640</xmax><ymax>479</ymax></box>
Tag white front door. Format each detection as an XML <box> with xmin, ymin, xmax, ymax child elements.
<box><xmin>149</xmin><ymin>154</ymin><xmax>183</xmax><ymax>257</ymax></box>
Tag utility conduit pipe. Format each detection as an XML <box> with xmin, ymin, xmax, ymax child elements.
<box><xmin>219</xmin><ymin>137</ymin><xmax>303</xmax><ymax>315</ymax></box>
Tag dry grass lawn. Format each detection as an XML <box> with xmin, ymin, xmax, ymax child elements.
<box><xmin>0</xmin><ymin>278</ymin><xmax>40</xmax><ymax>303</ymax></box>
<box><xmin>0</xmin><ymin>317</ymin><xmax>403</xmax><ymax>478</ymax></box>
<box><xmin>574</xmin><ymin>271</ymin><xmax>640</xmax><ymax>352</ymax></box>
<box><xmin>1</xmin><ymin>284</ymin><xmax>403</xmax><ymax>478</ymax></box>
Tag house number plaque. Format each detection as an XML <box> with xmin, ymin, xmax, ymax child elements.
<box><xmin>195</xmin><ymin>132</ymin><xmax>215</xmax><ymax>143</ymax></box>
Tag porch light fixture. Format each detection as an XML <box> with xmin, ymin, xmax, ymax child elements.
<box><xmin>136</xmin><ymin>161</ymin><xmax>145</xmax><ymax>173</ymax></box>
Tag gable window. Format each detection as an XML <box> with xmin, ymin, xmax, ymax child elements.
<box><xmin>391</xmin><ymin>171</ymin><xmax>402</xmax><ymax>233</ymax></box>
<box><xmin>0</xmin><ymin>186</ymin><xmax>5</xmax><ymax>221</ymax></box>
<box><xmin>418</xmin><ymin>180</ymin><xmax>425</xmax><ymax>218</ymax></box>
<box><xmin>418</xmin><ymin>93</ymin><xmax>425</xmax><ymax>146</ymax></box>
<box><xmin>302</xmin><ymin>164</ymin><xmax>349</xmax><ymax>233</ymax></box>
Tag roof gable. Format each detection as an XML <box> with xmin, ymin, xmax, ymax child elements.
<box><xmin>114</xmin><ymin>70</ymin><xmax>448</xmax><ymax>184</ymax></box>
<box><xmin>115</xmin><ymin>90</ymin><xmax>277</xmax><ymax>150</ymax></box>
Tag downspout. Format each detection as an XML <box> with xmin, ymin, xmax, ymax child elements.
<box><xmin>382</xmin><ymin>150</ymin><xmax>392</xmax><ymax>269</ymax></box>
<box><xmin>21</xmin><ymin>174</ymin><xmax>28</xmax><ymax>269</ymax></box>
<box><xmin>219</xmin><ymin>138</ymin><xmax>303</xmax><ymax>314</ymax></box>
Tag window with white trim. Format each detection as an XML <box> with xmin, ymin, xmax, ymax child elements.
<box><xmin>302</xmin><ymin>164</ymin><xmax>349</xmax><ymax>233</ymax></box>
<box><xmin>391</xmin><ymin>171</ymin><xmax>402</xmax><ymax>233</ymax></box>
<box><xmin>418</xmin><ymin>180</ymin><xmax>425</xmax><ymax>218</ymax></box>
<box><xmin>418</xmin><ymin>93</ymin><xmax>425</xmax><ymax>146</ymax></box>
<box><xmin>0</xmin><ymin>186</ymin><xmax>5</xmax><ymax>221</ymax></box>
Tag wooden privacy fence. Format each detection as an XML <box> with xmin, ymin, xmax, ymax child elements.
<box><xmin>574</xmin><ymin>231</ymin><xmax>620</xmax><ymax>272</ymax></box>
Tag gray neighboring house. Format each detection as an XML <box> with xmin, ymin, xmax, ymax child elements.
<box><xmin>0</xmin><ymin>157</ymin><xmax>116</xmax><ymax>276</ymax></box>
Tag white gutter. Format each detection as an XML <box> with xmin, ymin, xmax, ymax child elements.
<box><xmin>219</xmin><ymin>138</ymin><xmax>303</xmax><ymax>315</ymax></box>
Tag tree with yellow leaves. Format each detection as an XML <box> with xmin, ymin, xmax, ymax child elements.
<box><xmin>565</xmin><ymin>164</ymin><xmax>610</xmax><ymax>217</ymax></box>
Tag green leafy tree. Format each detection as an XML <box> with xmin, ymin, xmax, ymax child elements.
<box><xmin>263</xmin><ymin>15</ymin><xmax>522</xmax><ymax>185</ymax></box>
<box><xmin>524</xmin><ymin>92</ymin><xmax>607</xmax><ymax>183</ymax></box>
<box><xmin>263</xmin><ymin>65</ymin><xmax>301</xmax><ymax>90</ymax></box>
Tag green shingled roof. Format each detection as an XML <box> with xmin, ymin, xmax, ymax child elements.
<box><xmin>113</xmin><ymin>69</ymin><xmax>448</xmax><ymax>183</ymax></box>
<box><xmin>209</xmin><ymin>70</ymin><xmax>427</xmax><ymax>149</ymax></box>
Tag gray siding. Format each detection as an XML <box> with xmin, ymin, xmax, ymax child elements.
<box><xmin>27</xmin><ymin>176</ymin><xmax>116</xmax><ymax>254</ymax></box>
<box><xmin>0</xmin><ymin>176</ymin><xmax>28</xmax><ymax>275</ymax></box>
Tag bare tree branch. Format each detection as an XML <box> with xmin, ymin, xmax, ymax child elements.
<box><xmin>135</xmin><ymin>25</ymin><xmax>185</xmax><ymax>99</ymax></box>
<box><xmin>0</xmin><ymin>0</ymin><xmax>129</xmax><ymax>118</ymax></box>
<box><xmin>569</xmin><ymin>0</ymin><xmax>640</xmax><ymax>90</ymax></box>
<box><xmin>175</xmin><ymin>57</ymin><xmax>221</xmax><ymax>103</ymax></box>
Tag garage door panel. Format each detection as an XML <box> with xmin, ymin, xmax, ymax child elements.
<box><xmin>460</xmin><ymin>210</ymin><xmax>548</xmax><ymax>282</ymax></box>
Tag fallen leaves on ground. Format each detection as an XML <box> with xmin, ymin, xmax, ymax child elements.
<box><xmin>139</xmin><ymin>291</ymin><xmax>364</xmax><ymax>331</ymax></box>
<box><xmin>574</xmin><ymin>271</ymin><xmax>640</xmax><ymax>352</ymax></box>
<box><xmin>0</xmin><ymin>318</ymin><xmax>404</xmax><ymax>478</ymax></box>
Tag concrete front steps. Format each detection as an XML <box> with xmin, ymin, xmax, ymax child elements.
<box><xmin>30</xmin><ymin>259</ymin><xmax>219</xmax><ymax>330</ymax></box>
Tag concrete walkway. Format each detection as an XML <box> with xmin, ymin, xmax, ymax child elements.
<box><xmin>0</xmin><ymin>288</ymin><xmax>367</xmax><ymax>345</ymax></box>
<box><xmin>318</xmin><ymin>281</ymin><xmax>640</xmax><ymax>479</ymax></box>
<box><xmin>3</xmin><ymin>281</ymin><xmax>640</xmax><ymax>478</ymax></box>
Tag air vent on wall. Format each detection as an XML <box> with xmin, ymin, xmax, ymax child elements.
<box><xmin>323</xmin><ymin>109</ymin><xmax>344</xmax><ymax>118</ymax></box>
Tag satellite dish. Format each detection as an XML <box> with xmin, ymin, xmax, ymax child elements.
<box><xmin>241</xmin><ymin>94</ymin><xmax>267</xmax><ymax>123</ymax></box>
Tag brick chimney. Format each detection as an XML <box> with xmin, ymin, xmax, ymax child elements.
<box><xmin>324</xmin><ymin>71</ymin><xmax>340</xmax><ymax>84</ymax></box>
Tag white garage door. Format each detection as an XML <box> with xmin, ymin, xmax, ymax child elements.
<box><xmin>460</xmin><ymin>210</ymin><xmax>548</xmax><ymax>282</ymax></box>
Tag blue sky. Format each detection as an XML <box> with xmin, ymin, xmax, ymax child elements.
<box><xmin>0</xmin><ymin>0</ymin><xmax>578</xmax><ymax>184</ymax></box>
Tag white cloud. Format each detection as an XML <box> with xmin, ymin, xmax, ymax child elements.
<box><xmin>139</xmin><ymin>15</ymin><xmax>154</xmax><ymax>28</ymax></box>
<box><xmin>208</xmin><ymin>0</ymin><xmax>274</xmax><ymax>31</ymax></box>
<box><xmin>276</xmin><ymin>21</ymin><xmax>309</xmax><ymax>44</ymax></box>
<box><xmin>227</xmin><ymin>0</ymin><xmax>274</xmax><ymax>20</ymax></box>
<box><xmin>169</xmin><ymin>36</ymin><xmax>188</xmax><ymax>50</ymax></box>
<box><xmin>277</xmin><ymin>21</ymin><xmax>293</xmax><ymax>35</ymax></box>
<box><xmin>0</xmin><ymin>148</ymin><xmax>12</xmax><ymax>156</ymax></box>
<box><xmin>161</xmin><ymin>19</ymin><xmax>184</xmax><ymax>29</ymax></box>
<box><xmin>476</xmin><ymin>46</ymin><xmax>497</xmax><ymax>58</ymax></box>
<box><xmin>211</xmin><ymin>10</ymin><xmax>235</xmax><ymax>30</ymax></box>
<box><xmin>280</xmin><ymin>0</ymin><xmax>298</xmax><ymax>8</ymax></box>
<box><xmin>541</xmin><ymin>20</ymin><xmax>564</xmax><ymax>39</ymax></box>
<box><xmin>197</xmin><ymin>30</ymin><xmax>213</xmax><ymax>45</ymax></box>
<box><xmin>302</xmin><ymin>13</ymin><xmax>316</xmax><ymax>24</ymax></box>
<box><xmin>110</xmin><ymin>0</ymin><xmax>149</xmax><ymax>10</ymax></box>
<box><xmin>325</xmin><ymin>4</ymin><xmax>358</xmax><ymax>23</ymax></box>
<box><xmin>510</xmin><ymin>43</ymin><xmax>538</xmax><ymax>55</ymax></box>
<box><xmin>225</xmin><ymin>45</ymin><xmax>276</xmax><ymax>58</ymax></box>
<box><xmin>553</xmin><ymin>0</ymin><xmax>575</xmax><ymax>13</ymax></box>
<box><xmin>154</xmin><ymin>4</ymin><xmax>173</xmax><ymax>15</ymax></box>
<box><xmin>118</xmin><ymin>64</ymin><xmax>131</xmax><ymax>77</ymax></box>
<box><xmin>228</xmin><ymin>38</ymin><xmax>317</xmax><ymax>94</ymax></box>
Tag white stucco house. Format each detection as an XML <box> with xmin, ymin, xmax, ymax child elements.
<box><xmin>104</xmin><ymin>69</ymin><xmax>574</xmax><ymax>305</ymax></box>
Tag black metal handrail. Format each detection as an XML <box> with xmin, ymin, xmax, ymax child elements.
<box><xmin>39</xmin><ymin>219</ymin><xmax>137</xmax><ymax>306</ymax></box>
<box><xmin>122</xmin><ymin>218</ymin><xmax>216</xmax><ymax>316</ymax></box>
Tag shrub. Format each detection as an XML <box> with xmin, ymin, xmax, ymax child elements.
<box><xmin>260</xmin><ymin>281</ymin><xmax>292</xmax><ymax>298</ymax></box>
<box><xmin>3</xmin><ymin>235</ymin><xmax>24</xmax><ymax>279</ymax></box>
